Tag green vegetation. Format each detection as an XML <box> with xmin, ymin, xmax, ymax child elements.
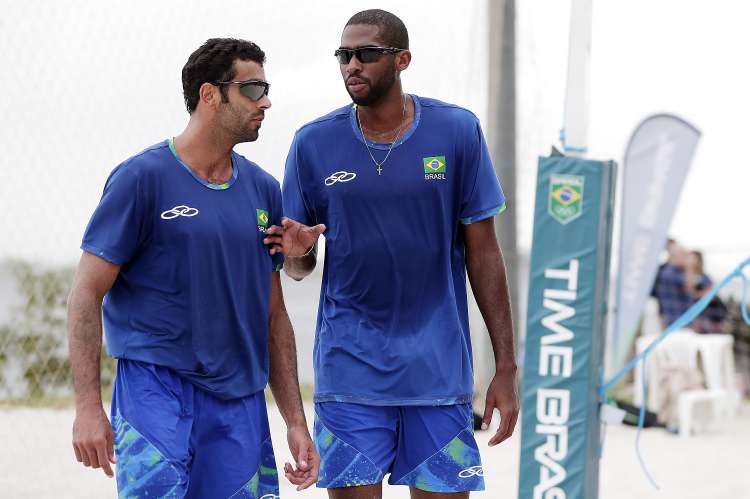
<box><xmin>0</xmin><ymin>261</ymin><xmax>115</xmax><ymax>404</ymax></box>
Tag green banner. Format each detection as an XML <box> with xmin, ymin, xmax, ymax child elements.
<box><xmin>519</xmin><ymin>156</ymin><xmax>616</xmax><ymax>499</ymax></box>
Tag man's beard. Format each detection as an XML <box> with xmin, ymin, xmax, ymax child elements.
<box><xmin>347</xmin><ymin>71</ymin><xmax>397</xmax><ymax>107</ymax></box>
<box><xmin>219</xmin><ymin>102</ymin><xmax>260</xmax><ymax>144</ymax></box>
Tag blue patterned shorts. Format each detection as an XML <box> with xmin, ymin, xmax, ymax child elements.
<box><xmin>314</xmin><ymin>402</ymin><xmax>484</xmax><ymax>492</ymax></box>
<box><xmin>111</xmin><ymin>359</ymin><xmax>279</xmax><ymax>499</ymax></box>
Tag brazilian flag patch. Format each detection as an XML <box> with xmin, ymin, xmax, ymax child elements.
<box><xmin>423</xmin><ymin>156</ymin><xmax>447</xmax><ymax>173</ymax></box>
<box><xmin>256</xmin><ymin>209</ymin><xmax>269</xmax><ymax>227</ymax></box>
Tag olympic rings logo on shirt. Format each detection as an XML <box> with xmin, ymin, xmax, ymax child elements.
<box><xmin>324</xmin><ymin>171</ymin><xmax>357</xmax><ymax>186</ymax></box>
<box><xmin>160</xmin><ymin>205</ymin><xmax>200</xmax><ymax>220</ymax></box>
<box><xmin>259</xmin><ymin>494</ymin><xmax>280</xmax><ymax>499</ymax></box>
<box><xmin>458</xmin><ymin>465</ymin><xmax>484</xmax><ymax>478</ymax></box>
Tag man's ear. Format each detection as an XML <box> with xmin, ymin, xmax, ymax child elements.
<box><xmin>198</xmin><ymin>82</ymin><xmax>220</xmax><ymax>111</ymax></box>
<box><xmin>396</xmin><ymin>50</ymin><xmax>412</xmax><ymax>72</ymax></box>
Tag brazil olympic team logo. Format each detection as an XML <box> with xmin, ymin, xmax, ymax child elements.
<box><xmin>548</xmin><ymin>174</ymin><xmax>584</xmax><ymax>224</ymax></box>
<box><xmin>423</xmin><ymin>155</ymin><xmax>447</xmax><ymax>180</ymax></box>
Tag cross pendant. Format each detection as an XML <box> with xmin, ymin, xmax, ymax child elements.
<box><xmin>377</xmin><ymin>165</ymin><xmax>383</xmax><ymax>175</ymax></box>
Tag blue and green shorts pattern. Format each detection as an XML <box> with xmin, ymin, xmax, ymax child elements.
<box><xmin>112</xmin><ymin>359</ymin><xmax>279</xmax><ymax>498</ymax></box>
<box><xmin>314</xmin><ymin>402</ymin><xmax>484</xmax><ymax>492</ymax></box>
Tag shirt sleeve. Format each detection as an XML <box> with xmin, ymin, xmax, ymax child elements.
<box><xmin>459</xmin><ymin>119</ymin><xmax>506</xmax><ymax>224</ymax></box>
<box><xmin>282</xmin><ymin>134</ymin><xmax>314</xmax><ymax>226</ymax></box>
<box><xmin>270</xmin><ymin>181</ymin><xmax>285</xmax><ymax>272</ymax></box>
<box><xmin>81</xmin><ymin>165</ymin><xmax>145</xmax><ymax>265</ymax></box>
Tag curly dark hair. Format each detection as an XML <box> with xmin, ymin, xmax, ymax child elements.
<box><xmin>182</xmin><ymin>38</ymin><xmax>266</xmax><ymax>114</ymax></box>
<box><xmin>345</xmin><ymin>9</ymin><xmax>409</xmax><ymax>49</ymax></box>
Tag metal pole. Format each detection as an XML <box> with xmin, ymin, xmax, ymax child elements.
<box><xmin>488</xmin><ymin>0</ymin><xmax>519</xmax><ymax>355</ymax></box>
<box><xmin>561</xmin><ymin>0</ymin><xmax>593</xmax><ymax>156</ymax></box>
<box><xmin>471</xmin><ymin>0</ymin><xmax>519</xmax><ymax>411</ymax></box>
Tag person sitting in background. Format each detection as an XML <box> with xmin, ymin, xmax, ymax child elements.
<box><xmin>685</xmin><ymin>250</ymin><xmax>727</xmax><ymax>334</ymax></box>
<box><xmin>650</xmin><ymin>237</ymin><xmax>677</xmax><ymax>316</ymax></box>
<box><xmin>653</xmin><ymin>244</ymin><xmax>694</xmax><ymax>328</ymax></box>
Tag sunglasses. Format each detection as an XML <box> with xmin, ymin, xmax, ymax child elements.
<box><xmin>214</xmin><ymin>79</ymin><xmax>270</xmax><ymax>101</ymax></box>
<box><xmin>334</xmin><ymin>46</ymin><xmax>405</xmax><ymax>64</ymax></box>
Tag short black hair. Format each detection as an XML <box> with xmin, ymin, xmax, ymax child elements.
<box><xmin>345</xmin><ymin>9</ymin><xmax>409</xmax><ymax>49</ymax></box>
<box><xmin>182</xmin><ymin>38</ymin><xmax>266</xmax><ymax>114</ymax></box>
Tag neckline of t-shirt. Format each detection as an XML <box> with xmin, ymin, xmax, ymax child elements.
<box><xmin>348</xmin><ymin>94</ymin><xmax>422</xmax><ymax>150</ymax></box>
<box><xmin>166</xmin><ymin>138</ymin><xmax>239</xmax><ymax>191</ymax></box>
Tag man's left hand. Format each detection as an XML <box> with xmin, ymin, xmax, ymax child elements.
<box><xmin>482</xmin><ymin>368</ymin><xmax>519</xmax><ymax>446</ymax></box>
<box><xmin>283</xmin><ymin>425</ymin><xmax>319</xmax><ymax>490</ymax></box>
<box><xmin>264</xmin><ymin>217</ymin><xmax>326</xmax><ymax>257</ymax></box>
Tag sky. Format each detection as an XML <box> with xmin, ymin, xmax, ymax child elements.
<box><xmin>0</xmin><ymin>0</ymin><xmax>748</xmax><ymax>281</ymax></box>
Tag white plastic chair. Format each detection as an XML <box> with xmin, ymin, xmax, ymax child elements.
<box><xmin>634</xmin><ymin>329</ymin><xmax>699</xmax><ymax>411</ymax></box>
<box><xmin>677</xmin><ymin>334</ymin><xmax>739</xmax><ymax>437</ymax></box>
<box><xmin>640</xmin><ymin>298</ymin><xmax>663</xmax><ymax>337</ymax></box>
<box><xmin>633</xmin><ymin>329</ymin><xmax>738</xmax><ymax>437</ymax></box>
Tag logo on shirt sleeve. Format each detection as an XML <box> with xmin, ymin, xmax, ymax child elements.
<box><xmin>257</xmin><ymin>209</ymin><xmax>269</xmax><ymax>233</ymax></box>
<box><xmin>423</xmin><ymin>156</ymin><xmax>447</xmax><ymax>180</ymax></box>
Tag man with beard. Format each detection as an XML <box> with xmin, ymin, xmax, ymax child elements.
<box><xmin>263</xmin><ymin>10</ymin><xmax>518</xmax><ymax>498</ymax></box>
<box><xmin>68</xmin><ymin>38</ymin><xmax>318</xmax><ymax>498</ymax></box>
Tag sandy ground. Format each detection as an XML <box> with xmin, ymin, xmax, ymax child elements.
<box><xmin>1</xmin><ymin>401</ymin><xmax>748</xmax><ymax>498</ymax></box>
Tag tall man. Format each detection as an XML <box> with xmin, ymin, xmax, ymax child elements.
<box><xmin>263</xmin><ymin>10</ymin><xmax>518</xmax><ymax>498</ymax></box>
<box><xmin>68</xmin><ymin>38</ymin><xmax>318</xmax><ymax>498</ymax></box>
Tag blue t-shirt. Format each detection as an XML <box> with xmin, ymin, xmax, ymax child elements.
<box><xmin>654</xmin><ymin>264</ymin><xmax>709</xmax><ymax>325</ymax></box>
<box><xmin>82</xmin><ymin>140</ymin><xmax>284</xmax><ymax>400</ymax></box>
<box><xmin>283</xmin><ymin>96</ymin><xmax>505</xmax><ymax>405</ymax></box>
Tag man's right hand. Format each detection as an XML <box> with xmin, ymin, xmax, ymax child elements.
<box><xmin>72</xmin><ymin>405</ymin><xmax>116</xmax><ymax>477</ymax></box>
<box><xmin>264</xmin><ymin>217</ymin><xmax>326</xmax><ymax>257</ymax></box>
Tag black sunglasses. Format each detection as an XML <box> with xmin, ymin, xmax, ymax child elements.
<box><xmin>334</xmin><ymin>46</ymin><xmax>405</xmax><ymax>64</ymax></box>
<box><xmin>214</xmin><ymin>79</ymin><xmax>270</xmax><ymax>101</ymax></box>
